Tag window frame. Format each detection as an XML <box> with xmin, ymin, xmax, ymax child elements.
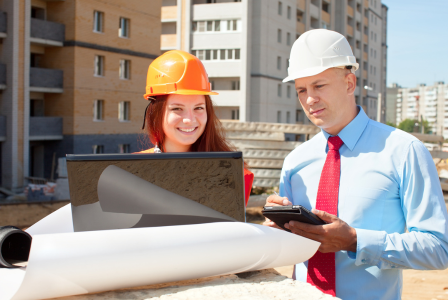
<box><xmin>119</xmin><ymin>59</ymin><xmax>130</xmax><ymax>80</ymax></box>
<box><xmin>119</xmin><ymin>17</ymin><xmax>130</xmax><ymax>38</ymax></box>
<box><xmin>118</xmin><ymin>101</ymin><xmax>131</xmax><ymax>122</ymax></box>
<box><xmin>93</xmin><ymin>99</ymin><xmax>104</xmax><ymax>121</ymax></box>
<box><xmin>94</xmin><ymin>55</ymin><xmax>105</xmax><ymax>77</ymax></box>
<box><xmin>93</xmin><ymin>11</ymin><xmax>104</xmax><ymax>33</ymax></box>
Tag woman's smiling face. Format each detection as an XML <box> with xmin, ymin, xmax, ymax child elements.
<box><xmin>162</xmin><ymin>94</ymin><xmax>207</xmax><ymax>152</ymax></box>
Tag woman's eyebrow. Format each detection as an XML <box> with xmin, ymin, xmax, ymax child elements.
<box><xmin>168</xmin><ymin>103</ymin><xmax>185</xmax><ymax>106</ymax></box>
<box><xmin>194</xmin><ymin>103</ymin><xmax>206</xmax><ymax>106</ymax></box>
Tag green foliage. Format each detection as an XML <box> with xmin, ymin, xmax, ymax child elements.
<box><xmin>397</xmin><ymin>118</ymin><xmax>431</xmax><ymax>134</ymax></box>
<box><xmin>386</xmin><ymin>122</ymin><xmax>396</xmax><ymax>128</ymax></box>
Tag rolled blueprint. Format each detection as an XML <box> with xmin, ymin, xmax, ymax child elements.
<box><xmin>0</xmin><ymin>226</ymin><xmax>32</xmax><ymax>268</ymax></box>
<box><xmin>0</xmin><ymin>206</ymin><xmax>320</xmax><ymax>300</ymax></box>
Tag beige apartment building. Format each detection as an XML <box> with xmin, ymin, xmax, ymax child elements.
<box><xmin>160</xmin><ymin>0</ymin><xmax>388</xmax><ymax>127</ymax></box>
<box><xmin>396</xmin><ymin>82</ymin><xmax>448</xmax><ymax>137</ymax></box>
<box><xmin>0</xmin><ymin>0</ymin><xmax>161</xmax><ymax>192</ymax></box>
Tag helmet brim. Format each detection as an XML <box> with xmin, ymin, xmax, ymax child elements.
<box><xmin>143</xmin><ymin>90</ymin><xmax>219</xmax><ymax>99</ymax></box>
<box><xmin>283</xmin><ymin>64</ymin><xmax>360</xmax><ymax>82</ymax></box>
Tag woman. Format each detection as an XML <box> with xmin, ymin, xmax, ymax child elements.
<box><xmin>138</xmin><ymin>50</ymin><xmax>254</xmax><ymax>205</ymax></box>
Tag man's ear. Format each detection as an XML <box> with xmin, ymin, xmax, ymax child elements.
<box><xmin>346</xmin><ymin>73</ymin><xmax>356</xmax><ymax>95</ymax></box>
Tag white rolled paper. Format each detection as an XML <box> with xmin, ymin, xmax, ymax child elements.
<box><xmin>0</xmin><ymin>207</ymin><xmax>319</xmax><ymax>300</ymax></box>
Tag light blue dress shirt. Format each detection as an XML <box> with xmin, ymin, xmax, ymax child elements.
<box><xmin>280</xmin><ymin>107</ymin><xmax>448</xmax><ymax>300</ymax></box>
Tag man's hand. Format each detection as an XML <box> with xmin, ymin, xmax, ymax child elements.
<box><xmin>285</xmin><ymin>209</ymin><xmax>357</xmax><ymax>253</ymax></box>
<box><xmin>262</xmin><ymin>194</ymin><xmax>292</xmax><ymax>230</ymax></box>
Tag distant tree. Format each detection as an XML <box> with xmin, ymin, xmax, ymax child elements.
<box><xmin>397</xmin><ymin>118</ymin><xmax>431</xmax><ymax>134</ymax></box>
<box><xmin>386</xmin><ymin>122</ymin><xmax>396</xmax><ymax>128</ymax></box>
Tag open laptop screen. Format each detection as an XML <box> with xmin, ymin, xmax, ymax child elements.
<box><xmin>66</xmin><ymin>152</ymin><xmax>245</xmax><ymax>232</ymax></box>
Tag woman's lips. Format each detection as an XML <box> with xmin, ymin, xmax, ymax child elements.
<box><xmin>177</xmin><ymin>127</ymin><xmax>198</xmax><ymax>134</ymax></box>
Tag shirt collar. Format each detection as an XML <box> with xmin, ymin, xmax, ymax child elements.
<box><xmin>321</xmin><ymin>106</ymin><xmax>369</xmax><ymax>151</ymax></box>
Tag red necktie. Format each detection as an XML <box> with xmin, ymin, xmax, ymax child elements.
<box><xmin>306</xmin><ymin>136</ymin><xmax>343</xmax><ymax>297</ymax></box>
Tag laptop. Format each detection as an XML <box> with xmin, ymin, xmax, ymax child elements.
<box><xmin>66</xmin><ymin>152</ymin><xmax>246</xmax><ymax>232</ymax></box>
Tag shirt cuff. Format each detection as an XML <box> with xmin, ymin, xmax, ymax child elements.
<box><xmin>349</xmin><ymin>228</ymin><xmax>386</xmax><ymax>266</ymax></box>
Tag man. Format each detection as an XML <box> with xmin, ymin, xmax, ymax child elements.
<box><xmin>264</xmin><ymin>29</ymin><xmax>448</xmax><ymax>299</ymax></box>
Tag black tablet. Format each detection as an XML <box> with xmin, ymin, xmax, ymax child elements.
<box><xmin>262</xmin><ymin>205</ymin><xmax>326</xmax><ymax>232</ymax></box>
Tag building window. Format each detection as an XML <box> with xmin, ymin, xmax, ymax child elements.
<box><xmin>119</xmin><ymin>59</ymin><xmax>130</xmax><ymax>79</ymax></box>
<box><xmin>94</xmin><ymin>55</ymin><xmax>104</xmax><ymax>76</ymax></box>
<box><xmin>278</xmin><ymin>1</ymin><xmax>282</xmax><ymax>15</ymax></box>
<box><xmin>235</xmin><ymin>49</ymin><xmax>240</xmax><ymax>59</ymax></box>
<box><xmin>277</xmin><ymin>84</ymin><xmax>282</xmax><ymax>97</ymax></box>
<box><xmin>277</xmin><ymin>29</ymin><xmax>282</xmax><ymax>43</ymax></box>
<box><xmin>93</xmin><ymin>11</ymin><xmax>104</xmax><ymax>33</ymax></box>
<box><xmin>296</xmin><ymin>109</ymin><xmax>304</xmax><ymax>123</ymax></box>
<box><xmin>286</xmin><ymin>111</ymin><xmax>291</xmax><ymax>123</ymax></box>
<box><xmin>277</xmin><ymin>56</ymin><xmax>281</xmax><ymax>70</ymax></box>
<box><xmin>287</xmin><ymin>85</ymin><xmax>291</xmax><ymax>98</ymax></box>
<box><xmin>93</xmin><ymin>100</ymin><xmax>104</xmax><ymax>121</ymax></box>
<box><xmin>286</xmin><ymin>32</ymin><xmax>291</xmax><ymax>45</ymax></box>
<box><xmin>231</xmin><ymin>109</ymin><xmax>239</xmax><ymax>120</ymax></box>
<box><xmin>287</xmin><ymin>6</ymin><xmax>291</xmax><ymax>19</ymax></box>
<box><xmin>119</xmin><ymin>144</ymin><xmax>130</xmax><ymax>153</ymax></box>
<box><xmin>297</xmin><ymin>10</ymin><xmax>304</xmax><ymax>22</ymax></box>
<box><xmin>277</xmin><ymin>111</ymin><xmax>282</xmax><ymax>123</ymax></box>
<box><xmin>322</xmin><ymin>2</ymin><xmax>330</xmax><ymax>13</ymax></box>
<box><xmin>93</xmin><ymin>145</ymin><xmax>104</xmax><ymax>154</ymax></box>
<box><xmin>194</xmin><ymin>49</ymin><xmax>240</xmax><ymax>60</ymax></box>
<box><xmin>227</xmin><ymin>20</ymin><xmax>237</xmax><ymax>31</ymax></box>
<box><xmin>119</xmin><ymin>101</ymin><xmax>130</xmax><ymax>121</ymax></box>
<box><xmin>119</xmin><ymin>17</ymin><xmax>130</xmax><ymax>38</ymax></box>
<box><xmin>231</xmin><ymin>80</ymin><xmax>240</xmax><ymax>90</ymax></box>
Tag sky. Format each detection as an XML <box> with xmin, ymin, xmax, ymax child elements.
<box><xmin>382</xmin><ymin>0</ymin><xmax>448</xmax><ymax>88</ymax></box>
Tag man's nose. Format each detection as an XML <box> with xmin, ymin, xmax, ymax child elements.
<box><xmin>306</xmin><ymin>94</ymin><xmax>319</xmax><ymax>105</ymax></box>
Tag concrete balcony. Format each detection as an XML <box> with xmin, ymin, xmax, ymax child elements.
<box><xmin>161</xmin><ymin>34</ymin><xmax>177</xmax><ymax>50</ymax></box>
<box><xmin>161</xmin><ymin>6</ymin><xmax>177</xmax><ymax>21</ymax></box>
<box><xmin>322</xmin><ymin>11</ymin><xmax>330</xmax><ymax>24</ymax></box>
<box><xmin>297</xmin><ymin>0</ymin><xmax>306</xmax><ymax>11</ymax></box>
<box><xmin>30</xmin><ymin>18</ymin><xmax>65</xmax><ymax>46</ymax></box>
<box><xmin>347</xmin><ymin>25</ymin><xmax>354</xmax><ymax>37</ymax></box>
<box><xmin>193</xmin><ymin>2</ymin><xmax>243</xmax><ymax>20</ymax></box>
<box><xmin>0</xmin><ymin>115</ymin><xmax>5</xmax><ymax>142</ymax></box>
<box><xmin>0</xmin><ymin>11</ymin><xmax>6</xmax><ymax>38</ymax></box>
<box><xmin>309</xmin><ymin>3</ymin><xmax>319</xmax><ymax>18</ymax></box>
<box><xmin>210</xmin><ymin>90</ymin><xmax>241</xmax><ymax>107</ymax></box>
<box><xmin>30</xmin><ymin>67</ymin><xmax>63</xmax><ymax>93</ymax></box>
<box><xmin>0</xmin><ymin>63</ymin><xmax>6</xmax><ymax>90</ymax></box>
<box><xmin>347</xmin><ymin>5</ymin><xmax>354</xmax><ymax>17</ymax></box>
<box><xmin>29</xmin><ymin>117</ymin><xmax>63</xmax><ymax>141</ymax></box>
<box><xmin>296</xmin><ymin>22</ymin><xmax>305</xmax><ymax>34</ymax></box>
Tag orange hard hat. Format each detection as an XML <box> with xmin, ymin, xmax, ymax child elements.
<box><xmin>143</xmin><ymin>50</ymin><xmax>218</xmax><ymax>99</ymax></box>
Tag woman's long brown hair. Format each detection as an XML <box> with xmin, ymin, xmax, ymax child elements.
<box><xmin>144</xmin><ymin>95</ymin><xmax>236</xmax><ymax>153</ymax></box>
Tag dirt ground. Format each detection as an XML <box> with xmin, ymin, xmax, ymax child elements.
<box><xmin>273</xmin><ymin>265</ymin><xmax>448</xmax><ymax>300</ymax></box>
<box><xmin>247</xmin><ymin>203</ymin><xmax>448</xmax><ymax>300</ymax></box>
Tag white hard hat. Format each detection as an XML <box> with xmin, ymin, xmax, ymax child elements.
<box><xmin>283</xmin><ymin>29</ymin><xmax>359</xmax><ymax>82</ymax></box>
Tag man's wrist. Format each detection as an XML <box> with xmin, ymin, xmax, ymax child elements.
<box><xmin>346</xmin><ymin>227</ymin><xmax>357</xmax><ymax>252</ymax></box>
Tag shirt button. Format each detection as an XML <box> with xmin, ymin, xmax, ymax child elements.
<box><xmin>362</xmin><ymin>259</ymin><xmax>366</xmax><ymax>263</ymax></box>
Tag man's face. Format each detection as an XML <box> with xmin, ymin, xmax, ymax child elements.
<box><xmin>295</xmin><ymin>68</ymin><xmax>356</xmax><ymax>135</ymax></box>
